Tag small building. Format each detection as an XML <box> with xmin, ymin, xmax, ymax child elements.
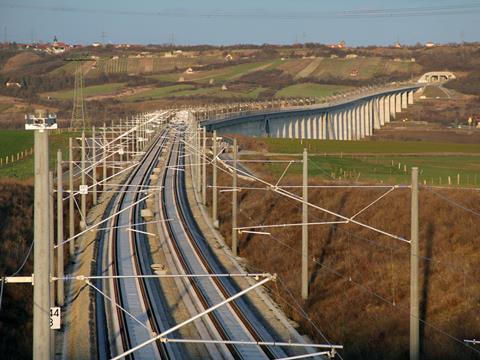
<box><xmin>209</xmin><ymin>78</ymin><xmax>215</xmax><ymax>85</ymax></box>
<box><xmin>350</xmin><ymin>69</ymin><xmax>359</xmax><ymax>77</ymax></box>
<box><xmin>52</xmin><ymin>41</ymin><xmax>67</xmax><ymax>54</ymax></box>
<box><xmin>221</xmin><ymin>84</ymin><xmax>228</xmax><ymax>91</ymax></box>
<box><xmin>225</xmin><ymin>53</ymin><xmax>233</xmax><ymax>61</ymax></box>
<box><xmin>92</xmin><ymin>42</ymin><xmax>101</xmax><ymax>47</ymax></box>
<box><xmin>425</xmin><ymin>42</ymin><xmax>435</xmax><ymax>48</ymax></box>
<box><xmin>184</xmin><ymin>67</ymin><xmax>194</xmax><ymax>74</ymax></box>
<box><xmin>345</xmin><ymin>54</ymin><xmax>358</xmax><ymax>59</ymax></box>
<box><xmin>5</xmin><ymin>81</ymin><xmax>21</xmax><ymax>88</ymax></box>
<box><xmin>178</xmin><ymin>76</ymin><xmax>185</xmax><ymax>82</ymax></box>
<box><xmin>394</xmin><ymin>41</ymin><xmax>402</xmax><ymax>48</ymax></box>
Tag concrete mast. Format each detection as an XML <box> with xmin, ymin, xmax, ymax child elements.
<box><xmin>410</xmin><ymin>167</ymin><xmax>419</xmax><ymax>360</ymax></box>
<box><xmin>57</xmin><ymin>150</ymin><xmax>64</xmax><ymax>306</ymax></box>
<box><xmin>231</xmin><ymin>138</ymin><xmax>238</xmax><ymax>257</ymax></box>
<box><xmin>302</xmin><ymin>148</ymin><xmax>309</xmax><ymax>300</ymax></box>
<box><xmin>68</xmin><ymin>137</ymin><xmax>75</xmax><ymax>256</ymax></box>
<box><xmin>33</xmin><ymin>130</ymin><xmax>51</xmax><ymax>360</ymax></box>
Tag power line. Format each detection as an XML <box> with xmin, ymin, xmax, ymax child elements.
<box><xmin>208</xmin><ymin>141</ymin><xmax>479</xmax><ymax>357</ymax></box>
<box><xmin>9</xmin><ymin>240</ymin><xmax>34</xmax><ymax>277</ymax></box>
<box><xmin>423</xmin><ymin>186</ymin><xmax>480</xmax><ymax>217</ymax></box>
<box><xmin>2</xmin><ymin>2</ymin><xmax>480</xmax><ymax>19</ymax></box>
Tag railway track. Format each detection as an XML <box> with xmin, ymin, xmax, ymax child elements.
<box><xmin>159</xmin><ymin>119</ymin><xmax>288</xmax><ymax>359</ymax></box>
<box><xmin>94</xmin><ymin>111</ymin><xmax>318</xmax><ymax>359</ymax></box>
<box><xmin>96</xmin><ymin>112</ymin><xmax>181</xmax><ymax>360</ymax></box>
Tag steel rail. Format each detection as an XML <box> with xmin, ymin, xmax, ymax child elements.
<box><xmin>97</xmin><ymin>119</ymin><xmax>176</xmax><ymax>359</ymax></box>
<box><xmin>160</xmin><ymin>127</ymin><xmax>286</xmax><ymax>359</ymax></box>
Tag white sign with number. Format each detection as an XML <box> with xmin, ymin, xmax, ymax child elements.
<box><xmin>50</xmin><ymin>307</ymin><xmax>61</xmax><ymax>330</ymax></box>
<box><xmin>79</xmin><ymin>185</ymin><xmax>88</xmax><ymax>195</ymax></box>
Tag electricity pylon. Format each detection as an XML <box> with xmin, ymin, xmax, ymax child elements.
<box><xmin>71</xmin><ymin>61</ymin><xmax>86</xmax><ymax>129</ymax></box>
<box><xmin>65</xmin><ymin>56</ymin><xmax>91</xmax><ymax>129</ymax></box>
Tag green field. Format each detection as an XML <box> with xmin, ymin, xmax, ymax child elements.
<box><xmin>124</xmin><ymin>84</ymin><xmax>266</xmax><ymax>101</ymax></box>
<box><xmin>0</xmin><ymin>130</ymin><xmax>34</xmax><ymax>158</ymax></box>
<box><xmin>260</xmin><ymin>138</ymin><xmax>480</xmax><ymax>154</ymax></box>
<box><xmin>251</xmin><ymin>138</ymin><xmax>480</xmax><ymax>186</ymax></box>
<box><xmin>149</xmin><ymin>60</ymin><xmax>275</xmax><ymax>84</ymax></box>
<box><xmin>0</xmin><ymin>130</ymin><xmax>78</xmax><ymax>179</ymax></box>
<box><xmin>122</xmin><ymin>84</ymin><xmax>196</xmax><ymax>101</ymax></box>
<box><xmin>275</xmin><ymin>83</ymin><xmax>354</xmax><ymax>98</ymax></box>
<box><xmin>172</xmin><ymin>86</ymin><xmax>266</xmax><ymax>99</ymax></box>
<box><xmin>265</xmin><ymin>154</ymin><xmax>480</xmax><ymax>186</ymax></box>
<box><xmin>42</xmin><ymin>82</ymin><xmax>126</xmax><ymax>100</ymax></box>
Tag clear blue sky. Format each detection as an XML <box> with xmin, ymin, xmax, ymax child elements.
<box><xmin>0</xmin><ymin>0</ymin><xmax>479</xmax><ymax>46</ymax></box>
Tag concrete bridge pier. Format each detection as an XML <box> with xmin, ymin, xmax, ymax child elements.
<box><xmin>341</xmin><ymin>110</ymin><xmax>348</xmax><ymax>140</ymax></box>
<box><xmin>354</xmin><ymin>105</ymin><xmax>361</xmax><ymax>140</ymax></box>
<box><xmin>367</xmin><ymin>100</ymin><xmax>375</xmax><ymax>136</ymax></box>
<box><xmin>336</xmin><ymin>112</ymin><xmax>341</xmax><ymax>140</ymax></box>
<box><xmin>321</xmin><ymin>113</ymin><xmax>327</xmax><ymax>140</ymax></box>
<box><xmin>333</xmin><ymin>112</ymin><xmax>339</xmax><ymax>139</ymax></box>
<box><xmin>327</xmin><ymin>113</ymin><xmax>334</xmax><ymax>140</ymax></box>
<box><xmin>373</xmin><ymin>98</ymin><xmax>381</xmax><ymax>130</ymax></box>
<box><xmin>361</xmin><ymin>102</ymin><xmax>367</xmax><ymax>138</ymax></box>
<box><xmin>408</xmin><ymin>90</ymin><xmax>414</xmax><ymax>105</ymax></box>
<box><xmin>384</xmin><ymin>96</ymin><xmax>391</xmax><ymax>124</ymax></box>
<box><xmin>390</xmin><ymin>94</ymin><xmax>396</xmax><ymax>120</ymax></box>
<box><xmin>379</xmin><ymin>97</ymin><xmax>385</xmax><ymax>127</ymax></box>
<box><xmin>402</xmin><ymin>91</ymin><xmax>408</xmax><ymax>109</ymax></box>
<box><xmin>346</xmin><ymin>108</ymin><xmax>353</xmax><ymax>140</ymax></box>
<box><xmin>395</xmin><ymin>93</ymin><xmax>402</xmax><ymax>113</ymax></box>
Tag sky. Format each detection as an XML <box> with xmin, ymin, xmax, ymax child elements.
<box><xmin>0</xmin><ymin>0</ymin><xmax>479</xmax><ymax>46</ymax></box>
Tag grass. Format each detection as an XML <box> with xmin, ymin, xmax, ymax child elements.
<box><xmin>243</xmin><ymin>138</ymin><xmax>480</xmax><ymax>186</ymax></box>
<box><xmin>213</xmin><ymin>160</ymin><xmax>480</xmax><ymax>359</ymax></box>
<box><xmin>275</xmin><ymin>83</ymin><xmax>354</xmax><ymax>98</ymax></box>
<box><xmin>149</xmin><ymin>60</ymin><xmax>274</xmax><ymax>84</ymax></box>
<box><xmin>123</xmin><ymin>84</ymin><xmax>266</xmax><ymax>101</ymax></box>
<box><xmin>0</xmin><ymin>130</ymin><xmax>34</xmax><ymax>158</ymax></box>
<box><xmin>42</xmin><ymin>82</ymin><xmax>126</xmax><ymax>100</ymax></box>
<box><xmin>0</xmin><ymin>130</ymin><xmax>78</xmax><ymax>179</ymax></box>
<box><xmin>264</xmin><ymin>154</ymin><xmax>480</xmax><ymax>186</ymax></box>
<box><xmin>172</xmin><ymin>86</ymin><xmax>266</xmax><ymax>99</ymax></box>
<box><xmin>122</xmin><ymin>84</ymin><xmax>195</xmax><ymax>102</ymax></box>
<box><xmin>259</xmin><ymin>138</ymin><xmax>480</xmax><ymax>154</ymax></box>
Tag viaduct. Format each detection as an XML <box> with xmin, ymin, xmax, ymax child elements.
<box><xmin>202</xmin><ymin>84</ymin><xmax>423</xmax><ymax>140</ymax></box>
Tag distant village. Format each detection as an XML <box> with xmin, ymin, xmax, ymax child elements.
<box><xmin>1</xmin><ymin>37</ymin><xmax>441</xmax><ymax>56</ymax></box>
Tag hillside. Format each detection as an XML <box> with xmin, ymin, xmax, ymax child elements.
<box><xmin>0</xmin><ymin>43</ymin><xmax>479</xmax><ymax>128</ymax></box>
<box><xmin>207</xmin><ymin>144</ymin><xmax>480</xmax><ymax>359</ymax></box>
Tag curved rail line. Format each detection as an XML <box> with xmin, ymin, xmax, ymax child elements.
<box><xmin>96</xmin><ymin>117</ymin><xmax>179</xmax><ymax>360</ymax></box>
<box><xmin>160</xmin><ymin>124</ymin><xmax>288</xmax><ymax>360</ymax></box>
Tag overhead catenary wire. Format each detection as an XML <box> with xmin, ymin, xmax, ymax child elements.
<box><xmin>423</xmin><ymin>186</ymin><xmax>480</xmax><ymax>218</ymax></box>
<box><xmin>250</xmin><ymin>220</ymin><xmax>480</xmax><ymax>356</ymax></box>
<box><xmin>54</xmin><ymin>273</ymin><xmax>272</xmax><ymax>281</ymax></box>
<box><xmin>183</xmin><ymin>136</ymin><xmax>409</xmax><ymax>243</ymax></box>
<box><xmin>3</xmin><ymin>2</ymin><xmax>480</xmax><ymax>19</ymax></box>
<box><xmin>208</xmin><ymin>137</ymin><xmax>479</xmax><ymax>357</ymax></box>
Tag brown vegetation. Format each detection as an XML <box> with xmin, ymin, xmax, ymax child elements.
<box><xmin>208</xmin><ymin>157</ymin><xmax>480</xmax><ymax>359</ymax></box>
<box><xmin>2</xmin><ymin>52</ymin><xmax>41</xmax><ymax>73</ymax></box>
<box><xmin>0</xmin><ymin>179</ymin><xmax>34</xmax><ymax>360</ymax></box>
